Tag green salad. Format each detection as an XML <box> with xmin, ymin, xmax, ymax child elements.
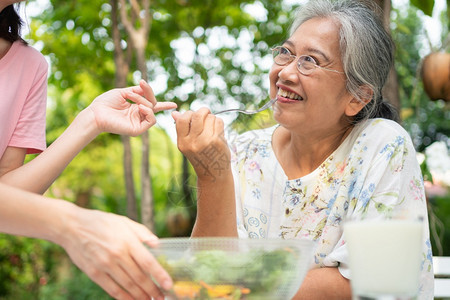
<box><xmin>155</xmin><ymin>247</ymin><xmax>300</xmax><ymax>299</ymax></box>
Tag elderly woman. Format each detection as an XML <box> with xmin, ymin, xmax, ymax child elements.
<box><xmin>172</xmin><ymin>0</ymin><xmax>433</xmax><ymax>298</ymax></box>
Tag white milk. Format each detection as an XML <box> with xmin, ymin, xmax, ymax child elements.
<box><xmin>344</xmin><ymin>220</ymin><xmax>423</xmax><ymax>297</ymax></box>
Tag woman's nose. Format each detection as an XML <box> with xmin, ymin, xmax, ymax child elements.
<box><xmin>277</xmin><ymin>59</ymin><xmax>299</xmax><ymax>82</ymax></box>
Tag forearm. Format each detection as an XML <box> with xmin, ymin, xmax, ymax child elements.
<box><xmin>191</xmin><ymin>171</ymin><xmax>238</xmax><ymax>237</ymax></box>
<box><xmin>293</xmin><ymin>267</ymin><xmax>351</xmax><ymax>300</ymax></box>
<box><xmin>0</xmin><ymin>108</ymin><xmax>99</xmax><ymax>194</ymax></box>
<box><xmin>0</xmin><ymin>182</ymin><xmax>77</xmax><ymax>245</ymax></box>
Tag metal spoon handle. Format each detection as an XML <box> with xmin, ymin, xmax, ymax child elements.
<box><xmin>214</xmin><ymin>98</ymin><xmax>277</xmax><ymax>115</ymax></box>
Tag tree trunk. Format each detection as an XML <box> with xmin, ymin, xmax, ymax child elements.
<box><xmin>181</xmin><ymin>155</ymin><xmax>196</xmax><ymax>235</ymax></box>
<box><xmin>182</xmin><ymin>155</ymin><xmax>195</xmax><ymax>221</ymax></box>
<box><xmin>122</xmin><ymin>135</ymin><xmax>138</xmax><ymax>220</ymax></box>
<box><xmin>136</xmin><ymin>46</ymin><xmax>154</xmax><ymax>231</ymax></box>
<box><xmin>111</xmin><ymin>0</ymin><xmax>138</xmax><ymax>220</ymax></box>
<box><xmin>140</xmin><ymin>131</ymin><xmax>153</xmax><ymax>230</ymax></box>
<box><xmin>119</xmin><ymin>0</ymin><xmax>153</xmax><ymax>230</ymax></box>
<box><xmin>371</xmin><ymin>0</ymin><xmax>401</xmax><ymax>112</ymax></box>
<box><xmin>75</xmin><ymin>190</ymin><xmax>91</xmax><ymax>208</ymax></box>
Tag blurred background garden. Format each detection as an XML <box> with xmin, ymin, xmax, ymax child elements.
<box><xmin>0</xmin><ymin>0</ymin><xmax>449</xmax><ymax>298</ymax></box>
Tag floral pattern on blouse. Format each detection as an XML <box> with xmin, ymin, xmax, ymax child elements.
<box><xmin>230</xmin><ymin>118</ymin><xmax>434</xmax><ymax>299</ymax></box>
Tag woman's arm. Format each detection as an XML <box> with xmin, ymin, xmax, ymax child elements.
<box><xmin>0</xmin><ymin>81</ymin><xmax>177</xmax><ymax>194</ymax></box>
<box><xmin>293</xmin><ymin>267</ymin><xmax>352</xmax><ymax>300</ymax></box>
<box><xmin>0</xmin><ymin>182</ymin><xmax>173</xmax><ymax>300</ymax></box>
<box><xmin>0</xmin><ymin>146</ymin><xmax>26</xmax><ymax>178</ymax></box>
<box><xmin>172</xmin><ymin>108</ymin><xmax>237</xmax><ymax>237</ymax></box>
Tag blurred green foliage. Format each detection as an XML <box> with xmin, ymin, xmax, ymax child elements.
<box><xmin>392</xmin><ymin>2</ymin><xmax>450</xmax><ymax>257</ymax></box>
<box><xmin>393</xmin><ymin>5</ymin><xmax>450</xmax><ymax>152</ymax></box>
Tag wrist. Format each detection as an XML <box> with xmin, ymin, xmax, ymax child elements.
<box><xmin>197</xmin><ymin>168</ymin><xmax>233</xmax><ymax>186</ymax></box>
<box><xmin>194</xmin><ymin>156</ymin><xmax>233</xmax><ymax>183</ymax></box>
<box><xmin>71</xmin><ymin>108</ymin><xmax>102</xmax><ymax>141</ymax></box>
<box><xmin>195</xmin><ymin>171</ymin><xmax>237</xmax><ymax>235</ymax></box>
<box><xmin>46</xmin><ymin>200</ymin><xmax>83</xmax><ymax>248</ymax></box>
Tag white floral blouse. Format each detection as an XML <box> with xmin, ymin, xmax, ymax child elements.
<box><xmin>230</xmin><ymin>118</ymin><xmax>433</xmax><ymax>299</ymax></box>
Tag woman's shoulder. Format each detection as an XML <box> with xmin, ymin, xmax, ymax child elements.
<box><xmin>364</xmin><ymin>118</ymin><xmax>407</xmax><ymax>133</ymax></box>
<box><xmin>12</xmin><ymin>41</ymin><xmax>47</xmax><ymax>68</ymax></box>
<box><xmin>230</xmin><ymin>126</ymin><xmax>277</xmax><ymax>163</ymax></box>
<box><xmin>357</xmin><ymin>118</ymin><xmax>411</xmax><ymax>142</ymax></box>
<box><xmin>348</xmin><ymin>118</ymin><xmax>416</xmax><ymax>160</ymax></box>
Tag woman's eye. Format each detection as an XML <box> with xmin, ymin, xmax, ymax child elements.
<box><xmin>303</xmin><ymin>55</ymin><xmax>316</xmax><ymax>64</ymax></box>
<box><xmin>280</xmin><ymin>47</ymin><xmax>290</xmax><ymax>55</ymax></box>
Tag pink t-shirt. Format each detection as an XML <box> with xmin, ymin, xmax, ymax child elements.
<box><xmin>0</xmin><ymin>41</ymin><xmax>48</xmax><ymax>157</ymax></box>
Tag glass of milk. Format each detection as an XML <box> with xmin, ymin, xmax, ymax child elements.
<box><xmin>344</xmin><ymin>218</ymin><xmax>423</xmax><ymax>299</ymax></box>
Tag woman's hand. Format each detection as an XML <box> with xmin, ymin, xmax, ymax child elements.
<box><xmin>0</xmin><ymin>81</ymin><xmax>176</xmax><ymax>194</ymax></box>
<box><xmin>60</xmin><ymin>207</ymin><xmax>172</xmax><ymax>300</ymax></box>
<box><xmin>173</xmin><ymin>108</ymin><xmax>237</xmax><ymax>236</ymax></box>
<box><xmin>88</xmin><ymin>80</ymin><xmax>177</xmax><ymax>136</ymax></box>
<box><xmin>172</xmin><ymin>108</ymin><xmax>230</xmax><ymax>182</ymax></box>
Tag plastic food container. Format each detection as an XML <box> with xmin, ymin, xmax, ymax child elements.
<box><xmin>148</xmin><ymin>237</ymin><xmax>315</xmax><ymax>300</ymax></box>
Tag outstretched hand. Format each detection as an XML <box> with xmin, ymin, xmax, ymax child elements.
<box><xmin>61</xmin><ymin>207</ymin><xmax>172</xmax><ymax>300</ymax></box>
<box><xmin>88</xmin><ymin>80</ymin><xmax>177</xmax><ymax>136</ymax></box>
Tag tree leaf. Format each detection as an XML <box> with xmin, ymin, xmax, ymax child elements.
<box><xmin>410</xmin><ymin>0</ymin><xmax>435</xmax><ymax>16</ymax></box>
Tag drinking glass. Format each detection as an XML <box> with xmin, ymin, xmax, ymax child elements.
<box><xmin>344</xmin><ymin>218</ymin><xmax>423</xmax><ymax>300</ymax></box>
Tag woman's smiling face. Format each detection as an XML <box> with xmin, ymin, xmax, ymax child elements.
<box><xmin>269</xmin><ymin>17</ymin><xmax>355</xmax><ymax>134</ymax></box>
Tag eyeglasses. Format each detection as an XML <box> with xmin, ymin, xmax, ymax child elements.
<box><xmin>271</xmin><ymin>46</ymin><xmax>344</xmax><ymax>76</ymax></box>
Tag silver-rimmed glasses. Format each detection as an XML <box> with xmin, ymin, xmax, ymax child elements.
<box><xmin>271</xmin><ymin>46</ymin><xmax>344</xmax><ymax>75</ymax></box>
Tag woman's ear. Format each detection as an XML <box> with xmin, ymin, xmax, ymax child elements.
<box><xmin>345</xmin><ymin>86</ymin><xmax>373</xmax><ymax>117</ymax></box>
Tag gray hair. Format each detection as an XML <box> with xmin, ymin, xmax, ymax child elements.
<box><xmin>290</xmin><ymin>0</ymin><xmax>398</xmax><ymax>123</ymax></box>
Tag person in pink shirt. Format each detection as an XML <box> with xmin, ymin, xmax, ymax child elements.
<box><xmin>0</xmin><ymin>20</ymin><xmax>48</xmax><ymax>173</ymax></box>
<box><xmin>0</xmin><ymin>1</ymin><xmax>175</xmax><ymax>299</ymax></box>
